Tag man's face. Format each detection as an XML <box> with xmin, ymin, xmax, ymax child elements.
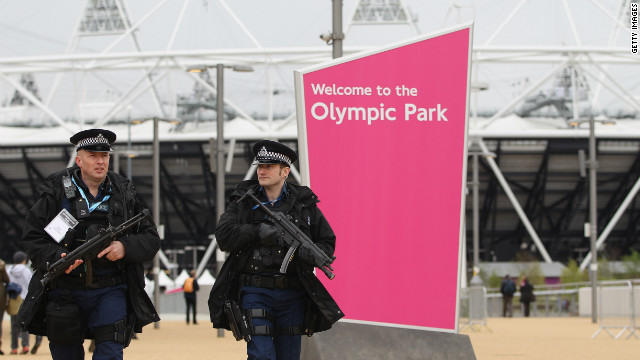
<box><xmin>75</xmin><ymin>150</ymin><xmax>110</xmax><ymax>183</ymax></box>
<box><xmin>257</xmin><ymin>164</ymin><xmax>289</xmax><ymax>189</ymax></box>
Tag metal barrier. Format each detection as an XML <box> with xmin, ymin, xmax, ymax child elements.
<box><xmin>459</xmin><ymin>286</ymin><xmax>491</xmax><ymax>332</ymax></box>
<box><xmin>463</xmin><ymin>279</ymin><xmax>640</xmax><ymax>340</ymax></box>
<box><xmin>592</xmin><ymin>280</ymin><xmax>640</xmax><ymax>339</ymax></box>
<box><xmin>484</xmin><ymin>289</ymin><xmax>578</xmax><ymax>317</ymax></box>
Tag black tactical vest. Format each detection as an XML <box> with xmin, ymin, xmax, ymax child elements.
<box><xmin>240</xmin><ymin>191</ymin><xmax>313</xmax><ymax>275</ymax></box>
<box><xmin>63</xmin><ymin>171</ymin><xmax>125</xmax><ymax>276</ymax></box>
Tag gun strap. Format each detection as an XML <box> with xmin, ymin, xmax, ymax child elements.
<box><xmin>245</xmin><ymin>308</ymin><xmax>303</xmax><ymax>337</ymax></box>
<box><xmin>251</xmin><ymin>325</ymin><xmax>304</xmax><ymax>337</ymax></box>
<box><xmin>246</xmin><ymin>308</ymin><xmax>274</xmax><ymax>323</ymax></box>
<box><xmin>252</xmin><ymin>325</ymin><xmax>274</xmax><ymax>337</ymax></box>
<box><xmin>93</xmin><ymin>319</ymin><xmax>126</xmax><ymax>345</ymax></box>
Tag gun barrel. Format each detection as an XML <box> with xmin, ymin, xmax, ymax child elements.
<box><xmin>320</xmin><ymin>266</ymin><xmax>335</xmax><ymax>280</ymax></box>
<box><xmin>244</xmin><ymin>190</ymin><xmax>336</xmax><ymax>280</ymax></box>
<box><xmin>40</xmin><ymin>211</ymin><xmax>150</xmax><ymax>286</ymax></box>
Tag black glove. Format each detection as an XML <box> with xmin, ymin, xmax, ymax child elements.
<box><xmin>85</xmin><ymin>224</ymin><xmax>103</xmax><ymax>239</ymax></box>
<box><xmin>256</xmin><ymin>224</ymin><xmax>283</xmax><ymax>247</ymax></box>
<box><xmin>60</xmin><ymin>228</ymin><xmax>76</xmax><ymax>249</ymax></box>
<box><xmin>296</xmin><ymin>246</ymin><xmax>325</xmax><ymax>266</ymax></box>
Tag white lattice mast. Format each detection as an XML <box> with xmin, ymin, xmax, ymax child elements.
<box><xmin>43</xmin><ymin>0</ymin><xmax>168</xmax><ymax>126</ymax></box>
<box><xmin>345</xmin><ymin>0</ymin><xmax>420</xmax><ymax>35</ymax></box>
<box><xmin>590</xmin><ymin>0</ymin><xmax>635</xmax><ymax>113</ymax></box>
<box><xmin>79</xmin><ymin>0</ymin><xmax>129</xmax><ymax>34</ymax></box>
<box><xmin>42</xmin><ymin>0</ymin><xmax>131</xmax><ymax>119</ymax></box>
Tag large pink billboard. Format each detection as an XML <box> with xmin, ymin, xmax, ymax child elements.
<box><xmin>295</xmin><ymin>24</ymin><xmax>473</xmax><ymax>332</ymax></box>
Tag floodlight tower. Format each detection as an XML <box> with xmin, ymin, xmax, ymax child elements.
<box><xmin>41</xmin><ymin>0</ymin><xmax>167</xmax><ymax>125</ymax></box>
<box><xmin>346</xmin><ymin>0</ymin><xmax>420</xmax><ymax>35</ymax></box>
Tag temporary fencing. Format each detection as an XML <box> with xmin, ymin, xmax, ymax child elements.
<box><xmin>459</xmin><ymin>286</ymin><xmax>491</xmax><ymax>332</ymax></box>
<box><xmin>592</xmin><ymin>280</ymin><xmax>640</xmax><ymax>339</ymax></box>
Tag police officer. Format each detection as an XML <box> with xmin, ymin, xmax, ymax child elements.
<box><xmin>209</xmin><ymin>140</ymin><xmax>343</xmax><ymax>360</ymax></box>
<box><xmin>19</xmin><ymin>129</ymin><xmax>160</xmax><ymax>360</ymax></box>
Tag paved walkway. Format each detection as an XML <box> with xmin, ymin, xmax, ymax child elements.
<box><xmin>463</xmin><ymin>317</ymin><xmax>639</xmax><ymax>360</ymax></box>
<box><xmin>2</xmin><ymin>315</ymin><xmax>639</xmax><ymax>359</ymax></box>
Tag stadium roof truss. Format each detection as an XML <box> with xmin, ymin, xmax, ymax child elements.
<box><xmin>0</xmin><ymin>0</ymin><xmax>639</xmax><ymax>267</ymax></box>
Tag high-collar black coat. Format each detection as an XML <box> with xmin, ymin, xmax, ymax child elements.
<box><xmin>209</xmin><ymin>180</ymin><xmax>344</xmax><ymax>335</ymax></box>
<box><xmin>18</xmin><ymin>167</ymin><xmax>160</xmax><ymax>337</ymax></box>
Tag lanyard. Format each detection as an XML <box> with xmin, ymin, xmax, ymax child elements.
<box><xmin>252</xmin><ymin>185</ymin><xmax>286</xmax><ymax>210</ymax></box>
<box><xmin>71</xmin><ymin>176</ymin><xmax>111</xmax><ymax>213</ymax></box>
<box><xmin>251</xmin><ymin>192</ymin><xmax>284</xmax><ymax>210</ymax></box>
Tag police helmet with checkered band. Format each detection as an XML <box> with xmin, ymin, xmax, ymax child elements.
<box><xmin>70</xmin><ymin>129</ymin><xmax>116</xmax><ymax>152</ymax></box>
<box><xmin>251</xmin><ymin>140</ymin><xmax>298</xmax><ymax>167</ymax></box>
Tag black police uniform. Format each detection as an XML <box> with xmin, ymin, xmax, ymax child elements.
<box><xmin>209</xmin><ymin>140</ymin><xmax>343</xmax><ymax>360</ymax></box>
<box><xmin>18</xmin><ymin>129</ymin><xmax>160</xmax><ymax>360</ymax></box>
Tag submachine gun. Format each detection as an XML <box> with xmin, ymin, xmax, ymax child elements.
<box><xmin>238</xmin><ymin>188</ymin><xmax>336</xmax><ymax>280</ymax></box>
<box><xmin>41</xmin><ymin>209</ymin><xmax>153</xmax><ymax>286</ymax></box>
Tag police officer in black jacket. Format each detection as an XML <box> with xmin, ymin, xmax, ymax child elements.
<box><xmin>19</xmin><ymin>129</ymin><xmax>160</xmax><ymax>360</ymax></box>
<box><xmin>209</xmin><ymin>140</ymin><xmax>343</xmax><ymax>360</ymax></box>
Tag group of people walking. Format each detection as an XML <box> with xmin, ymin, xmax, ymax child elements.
<box><xmin>500</xmin><ymin>274</ymin><xmax>536</xmax><ymax>317</ymax></box>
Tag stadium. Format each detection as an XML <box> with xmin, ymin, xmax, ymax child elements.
<box><xmin>0</xmin><ymin>0</ymin><xmax>638</xmax><ymax>283</ymax></box>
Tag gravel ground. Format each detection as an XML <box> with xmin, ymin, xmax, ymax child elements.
<box><xmin>3</xmin><ymin>315</ymin><xmax>639</xmax><ymax>359</ymax></box>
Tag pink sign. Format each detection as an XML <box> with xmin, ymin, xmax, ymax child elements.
<box><xmin>295</xmin><ymin>24</ymin><xmax>472</xmax><ymax>332</ymax></box>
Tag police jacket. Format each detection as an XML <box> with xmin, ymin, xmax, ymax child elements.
<box><xmin>209</xmin><ymin>180</ymin><xmax>344</xmax><ymax>335</ymax></box>
<box><xmin>18</xmin><ymin>166</ymin><xmax>160</xmax><ymax>335</ymax></box>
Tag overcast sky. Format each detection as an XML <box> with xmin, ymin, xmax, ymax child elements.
<box><xmin>0</xmin><ymin>0</ymin><xmax>636</xmax><ymax>121</ymax></box>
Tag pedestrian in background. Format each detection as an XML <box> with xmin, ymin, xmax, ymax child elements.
<box><xmin>9</xmin><ymin>251</ymin><xmax>38</xmax><ymax>354</ymax></box>
<box><xmin>184</xmin><ymin>270</ymin><xmax>200</xmax><ymax>325</ymax></box>
<box><xmin>0</xmin><ymin>257</ymin><xmax>10</xmax><ymax>355</ymax></box>
<box><xmin>500</xmin><ymin>274</ymin><xmax>516</xmax><ymax>317</ymax></box>
<box><xmin>519</xmin><ymin>276</ymin><xmax>535</xmax><ymax>317</ymax></box>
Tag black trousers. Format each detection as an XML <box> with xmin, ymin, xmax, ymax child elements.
<box><xmin>522</xmin><ymin>301</ymin><xmax>531</xmax><ymax>317</ymax></box>
<box><xmin>185</xmin><ymin>297</ymin><xmax>197</xmax><ymax>324</ymax></box>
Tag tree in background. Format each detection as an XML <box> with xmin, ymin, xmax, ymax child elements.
<box><xmin>516</xmin><ymin>262</ymin><xmax>544</xmax><ymax>285</ymax></box>
<box><xmin>621</xmin><ymin>250</ymin><xmax>640</xmax><ymax>278</ymax></box>
<box><xmin>597</xmin><ymin>256</ymin><xmax>616</xmax><ymax>280</ymax></box>
<box><xmin>560</xmin><ymin>259</ymin><xmax>587</xmax><ymax>284</ymax></box>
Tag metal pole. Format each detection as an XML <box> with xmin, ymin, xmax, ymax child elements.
<box><xmin>473</xmin><ymin>154</ymin><xmax>480</xmax><ymax>268</ymax></box>
<box><xmin>216</xmin><ymin>63</ymin><xmax>225</xmax><ymax>240</ymax></box>
<box><xmin>184</xmin><ymin>245</ymin><xmax>206</xmax><ymax>272</ymax></box>
<box><xmin>164</xmin><ymin>249</ymin><xmax>183</xmax><ymax>279</ymax></box>
<box><xmin>127</xmin><ymin>110</ymin><xmax>132</xmax><ymax>180</ymax></box>
<box><xmin>152</xmin><ymin>117</ymin><xmax>161</xmax><ymax>329</ymax></box>
<box><xmin>216</xmin><ymin>64</ymin><xmax>226</xmax><ymax>338</ymax></box>
<box><xmin>589</xmin><ymin>117</ymin><xmax>598</xmax><ymax>324</ymax></box>
<box><xmin>112</xmin><ymin>152</ymin><xmax>120</xmax><ymax>174</ymax></box>
<box><xmin>332</xmin><ymin>0</ymin><xmax>343</xmax><ymax>58</ymax></box>
<box><xmin>193</xmin><ymin>248</ymin><xmax>197</xmax><ymax>271</ymax></box>
<box><xmin>469</xmin><ymin>152</ymin><xmax>483</xmax><ymax>287</ymax></box>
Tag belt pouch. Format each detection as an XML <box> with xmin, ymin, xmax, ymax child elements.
<box><xmin>46</xmin><ymin>302</ymin><xmax>84</xmax><ymax>345</ymax></box>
